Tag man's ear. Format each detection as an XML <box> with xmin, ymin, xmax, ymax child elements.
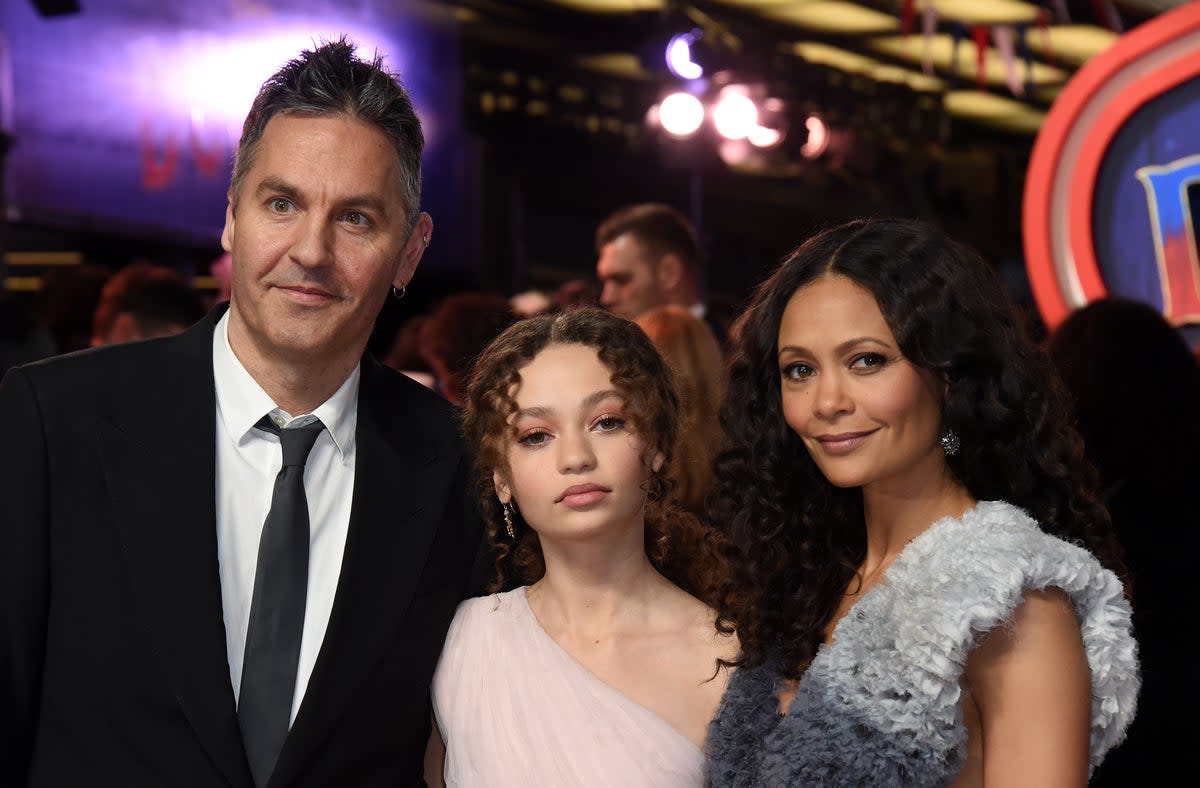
<box><xmin>656</xmin><ymin>253</ymin><xmax>684</xmax><ymax>290</ymax></box>
<box><xmin>220</xmin><ymin>199</ymin><xmax>236</xmax><ymax>253</ymax></box>
<box><xmin>492</xmin><ymin>469</ymin><xmax>512</xmax><ymax>504</ymax></box>
<box><xmin>394</xmin><ymin>212</ymin><xmax>433</xmax><ymax>290</ymax></box>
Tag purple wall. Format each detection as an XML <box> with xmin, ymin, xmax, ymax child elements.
<box><xmin>3</xmin><ymin>0</ymin><xmax>462</xmax><ymax>247</ymax></box>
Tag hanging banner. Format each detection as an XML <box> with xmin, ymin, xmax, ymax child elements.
<box><xmin>1023</xmin><ymin>2</ymin><xmax>1200</xmax><ymax>330</ymax></box>
<box><xmin>991</xmin><ymin>26</ymin><xmax>1023</xmax><ymax>97</ymax></box>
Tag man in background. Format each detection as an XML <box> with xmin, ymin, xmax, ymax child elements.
<box><xmin>91</xmin><ymin>261</ymin><xmax>206</xmax><ymax>346</ymax></box>
<box><xmin>595</xmin><ymin>202</ymin><xmax>726</xmax><ymax>342</ymax></box>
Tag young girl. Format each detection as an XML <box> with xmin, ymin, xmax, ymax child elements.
<box><xmin>428</xmin><ymin>307</ymin><xmax>735</xmax><ymax>787</ymax></box>
<box><xmin>706</xmin><ymin>219</ymin><xmax>1139</xmax><ymax>786</ymax></box>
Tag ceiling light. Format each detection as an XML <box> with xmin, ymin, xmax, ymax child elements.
<box><xmin>658</xmin><ymin>92</ymin><xmax>705</xmax><ymax>136</ymax></box>
<box><xmin>666</xmin><ymin>30</ymin><xmax>704</xmax><ymax>80</ymax></box>
<box><xmin>712</xmin><ymin>86</ymin><xmax>758</xmax><ymax>140</ymax></box>
<box><xmin>800</xmin><ymin>114</ymin><xmax>830</xmax><ymax>159</ymax></box>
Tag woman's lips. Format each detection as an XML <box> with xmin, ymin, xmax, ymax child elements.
<box><xmin>814</xmin><ymin>430</ymin><xmax>875</xmax><ymax>455</ymax></box>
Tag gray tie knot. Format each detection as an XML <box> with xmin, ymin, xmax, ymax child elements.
<box><xmin>280</xmin><ymin>421</ymin><xmax>324</xmax><ymax>467</ymax></box>
<box><xmin>257</xmin><ymin>416</ymin><xmax>325</xmax><ymax>468</ymax></box>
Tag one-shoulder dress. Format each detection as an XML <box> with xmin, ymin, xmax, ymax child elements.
<box><xmin>433</xmin><ymin>587</ymin><xmax>706</xmax><ymax>787</ymax></box>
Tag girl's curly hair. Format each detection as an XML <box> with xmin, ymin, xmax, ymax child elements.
<box><xmin>711</xmin><ymin>218</ymin><xmax>1127</xmax><ymax>680</ymax></box>
<box><xmin>463</xmin><ymin>307</ymin><xmax>725</xmax><ymax>605</ymax></box>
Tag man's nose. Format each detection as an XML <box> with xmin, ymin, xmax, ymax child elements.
<box><xmin>289</xmin><ymin>215</ymin><xmax>334</xmax><ymax>269</ymax></box>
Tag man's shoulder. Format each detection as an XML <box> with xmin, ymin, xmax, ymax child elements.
<box><xmin>359</xmin><ymin>356</ymin><xmax>464</xmax><ymax>438</ymax></box>
<box><xmin>14</xmin><ymin>332</ymin><xmax>194</xmax><ymax>391</ymax></box>
<box><xmin>361</xmin><ymin>357</ymin><xmax>451</xmax><ymax>411</ymax></box>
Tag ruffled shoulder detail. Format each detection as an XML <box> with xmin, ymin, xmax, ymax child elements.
<box><xmin>706</xmin><ymin>502</ymin><xmax>1140</xmax><ymax>786</ymax></box>
<box><xmin>838</xmin><ymin>501</ymin><xmax>1139</xmax><ymax>772</ymax></box>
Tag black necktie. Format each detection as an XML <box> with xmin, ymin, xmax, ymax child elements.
<box><xmin>238</xmin><ymin>416</ymin><xmax>325</xmax><ymax>787</ymax></box>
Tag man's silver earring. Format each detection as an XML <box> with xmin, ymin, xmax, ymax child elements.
<box><xmin>391</xmin><ymin>284</ymin><xmax>406</xmax><ymax>301</ymax></box>
<box><xmin>502</xmin><ymin>501</ymin><xmax>516</xmax><ymax>539</ymax></box>
<box><xmin>939</xmin><ymin>428</ymin><xmax>960</xmax><ymax>456</ymax></box>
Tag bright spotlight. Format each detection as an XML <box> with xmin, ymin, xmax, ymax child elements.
<box><xmin>665</xmin><ymin>30</ymin><xmax>704</xmax><ymax>80</ymax></box>
<box><xmin>659</xmin><ymin>92</ymin><xmax>705</xmax><ymax>137</ymax></box>
<box><xmin>712</xmin><ymin>88</ymin><xmax>758</xmax><ymax>141</ymax></box>
<box><xmin>800</xmin><ymin>114</ymin><xmax>830</xmax><ymax>159</ymax></box>
<box><xmin>748</xmin><ymin>125</ymin><xmax>783</xmax><ymax>148</ymax></box>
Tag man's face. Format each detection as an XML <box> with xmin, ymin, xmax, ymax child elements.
<box><xmin>596</xmin><ymin>233</ymin><xmax>667</xmax><ymax>320</ymax></box>
<box><xmin>221</xmin><ymin>113</ymin><xmax>430</xmax><ymax>371</ymax></box>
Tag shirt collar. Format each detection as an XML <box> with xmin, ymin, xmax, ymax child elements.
<box><xmin>212</xmin><ymin>311</ymin><xmax>359</xmax><ymax>463</ymax></box>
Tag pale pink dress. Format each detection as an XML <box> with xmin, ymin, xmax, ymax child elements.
<box><xmin>432</xmin><ymin>587</ymin><xmax>706</xmax><ymax>787</ymax></box>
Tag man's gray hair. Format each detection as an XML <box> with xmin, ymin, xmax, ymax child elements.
<box><xmin>230</xmin><ymin>37</ymin><xmax>424</xmax><ymax>231</ymax></box>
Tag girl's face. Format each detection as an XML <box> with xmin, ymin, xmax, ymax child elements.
<box><xmin>776</xmin><ymin>274</ymin><xmax>946</xmax><ymax>494</ymax></box>
<box><xmin>493</xmin><ymin>342</ymin><xmax>661</xmax><ymax>543</ymax></box>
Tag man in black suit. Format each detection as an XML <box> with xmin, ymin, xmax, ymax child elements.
<box><xmin>1</xmin><ymin>39</ymin><xmax>481</xmax><ymax>787</ymax></box>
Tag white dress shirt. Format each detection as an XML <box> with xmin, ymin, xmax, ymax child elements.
<box><xmin>212</xmin><ymin>312</ymin><xmax>358</xmax><ymax>725</ymax></box>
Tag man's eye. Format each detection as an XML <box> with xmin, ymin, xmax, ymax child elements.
<box><xmin>344</xmin><ymin>212</ymin><xmax>368</xmax><ymax>226</ymax></box>
<box><xmin>270</xmin><ymin>198</ymin><xmax>292</xmax><ymax>213</ymax></box>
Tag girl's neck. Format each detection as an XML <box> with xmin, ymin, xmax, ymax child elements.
<box><xmin>528</xmin><ymin>538</ymin><xmax>669</xmax><ymax>639</ymax></box>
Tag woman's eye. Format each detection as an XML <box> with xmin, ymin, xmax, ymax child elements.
<box><xmin>850</xmin><ymin>353</ymin><xmax>886</xmax><ymax>370</ymax></box>
<box><xmin>594</xmin><ymin>415</ymin><xmax>625</xmax><ymax>432</ymax></box>
<box><xmin>517</xmin><ymin>430</ymin><xmax>550</xmax><ymax>447</ymax></box>
<box><xmin>782</xmin><ymin>362</ymin><xmax>814</xmax><ymax>380</ymax></box>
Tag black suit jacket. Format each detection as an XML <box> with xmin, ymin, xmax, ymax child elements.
<box><xmin>0</xmin><ymin>307</ymin><xmax>482</xmax><ymax>786</ymax></box>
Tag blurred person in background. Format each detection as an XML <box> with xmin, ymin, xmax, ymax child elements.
<box><xmin>0</xmin><ymin>294</ymin><xmax>55</xmax><ymax>378</ymax></box>
<box><xmin>383</xmin><ymin>313</ymin><xmax>436</xmax><ymax>389</ymax></box>
<box><xmin>418</xmin><ymin>291</ymin><xmax>516</xmax><ymax>406</ymax></box>
<box><xmin>509</xmin><ymin>288</ymin><xmax>554</xmax><ymax>318</ymax></box>
<box><xmin>209</xmin><ymin>251</ymin><xmax>234</xmax><ymax>305</ymax></box>
<box><xmin>34</xmin><ymin>263</ymin><xmax>110</xmax><ymax>355</ymax></box>
<box><xmin>554</xmin><ymin>278</ymin><xmax>597</xmax><ymax>312</ymax></box>
<box><xmin>1049</xmin><ymin>297</ymin><xmax>1199</xmax><ymax>785</ymax></box>
<box><xmin>595</xmin><ymin>203</ymin><xmax>727</xmax><ymax>344</ymax></box>
<box><xmin>91</xmin><ymin>261</ymin><xmax>206</xmax><ymax>346</ymax></box>
<box><xmin>635</xmin><ymin>304</ymin><xmax>725</xmax><ymax>518</ymax></box>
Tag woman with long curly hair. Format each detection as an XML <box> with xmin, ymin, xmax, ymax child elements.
<box><xmin>705</xmin><ymin>219</ymin><xmax>1139</xmax><ymax>787</ymax></box>
<box><xmin>427</xmin><ymin>307</ymin><xmax>735</xmax><ymax>787</ymax></box>
<box><xmin>634</xmin><ymin>304</ymin><xmax>726</xmax><ymax>518</ymax></box>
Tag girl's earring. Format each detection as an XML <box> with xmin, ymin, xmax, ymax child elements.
<box><xmin>501</xmin><ymin>501</ymin><xmax>516</xmax><ymax>539</ymax></box>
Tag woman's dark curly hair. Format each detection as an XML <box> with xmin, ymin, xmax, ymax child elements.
<box><xmin>463</xmin><ymin>307</ymin><xmax>725</xmax><ymax>604</ymax></box>
<box><xmin>711</xmin><ymin>218</ymin><xmax>1127</xmax><ymax>680</ymax></box>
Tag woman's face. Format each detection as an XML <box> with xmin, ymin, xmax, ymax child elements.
<box><xmin>493</xmin><ymin>342</ymin><xmax>660</xmax><ymax>543</ymax></box>
<box><xmin>776</xmin><ymin>274</ymin><xmax>946</xmax><ymax>493</ymax></box>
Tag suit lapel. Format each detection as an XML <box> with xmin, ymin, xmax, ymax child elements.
<box><xmin>99</xmin><ymin>308</ymin><xmax>253</xmax><ymax>788</ymax></box>
<box><xmin>274</xmin><ymin>357</ymin><xmax>452</xmax><ymax>781</ymax></box>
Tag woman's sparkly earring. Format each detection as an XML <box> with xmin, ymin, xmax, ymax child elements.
<box><xmin>939</xmin><ymin>428</ymin><xmax>960</xmax><ymax>456</ymax></box>
<box><xmin>502</xmin><ymin>501</ymin><xmax>516</xmax><ymax>539</ymax></box>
